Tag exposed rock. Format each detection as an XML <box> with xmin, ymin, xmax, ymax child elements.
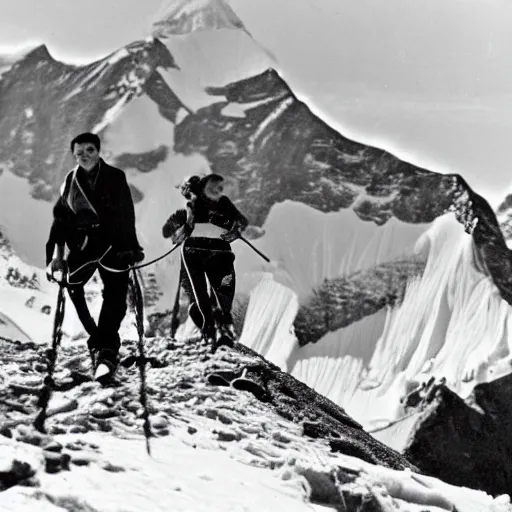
<box><xmin>70</xmin><ymin>452</ymin><xmax>96</xmax><ymax>467</ymax></box>
<box><xmin>150</xmin><ymin>415</ymin><xmax>169</xmax><ymax>429</ymax></box>
<box><xmin>0</xmin><ymin>456</ymin><xmax>38</xmax><ymax>491</ymax></box>
<box><xmin>43</xmin><ymin>450</ymin><xmax>70</xmax><ymax>474</ymax></box>
<box><xmin>233</xmin><ymin>344</ymin><xmax>413</xmax><ymax>471</ymax></box>
<box><xmin>99</xmin><ymin>461</ymin><xmax>125</xmax><ymax>473</ymax></box>
<box><xmin>90</xmin><ymin>403</ymin><xmax>112</xmax><ymax>419</ymax></box>
<box><xmin>404</xmin><ymin>374</ymin><xmax>512</xmax><ymax>497</ymax></box>
<box><xmin>41</xmin><ymin>440</ymin><xmax>63</xmax><ymax>453</ymax></box>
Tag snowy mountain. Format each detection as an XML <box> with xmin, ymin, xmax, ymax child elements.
<box><xmin>0</xmin><ymin>227</ymin><xmax>54</xmax><ymax>342</ymax></box>
<box><xmin>2</xmin><ymin>0</ymin><xmax>512</xmax><ymax>497</ymax></box>
<box><xmin>0</xmin><ymin>45</ymin><xmax>39</xmax><ymax>77</ymax></box>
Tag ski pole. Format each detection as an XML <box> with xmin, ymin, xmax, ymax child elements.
<box><xmin>170</xmin><ymin>272</ymin><xmax>182</xmax><ymax>339</ymax></box>
<box><xmin>238</xmin><ymin>235</ymin><xmax>271</xmax><ymax>263</ymax></box>
<box><xmin>34</xmin><ymin>280</ymin><xmax>66</xmax><ymax>433</ymax></box>
<box><xmin>130</xmin><ymin>269</ymin><xmax>152</xmax><ymax>456</ymax></box>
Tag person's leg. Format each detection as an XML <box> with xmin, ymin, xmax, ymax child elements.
<box><xmin>181</xmin><ymin>267</ymin><xmax>221</xmax><ymax>332</ymax></box>
<box><xmin>67</xmin><ymin>286</ymin><xmax>97</xmax><ymax>336</ymax></box>
<box><xmin>95</xmin><ymin>266</ymin><xmax>129</xmax><ymax>368</ymax></box>
<box><xmin>205</xmin><ymin>251</ymin><xmax>236</xmax><ymax>350</ymax></box>
<box><xmin>180</xmin><ymin>246</ymin><xmax>215</xmax><ymax>339</ymax></box>
<box><xmin>179</xmin><ymin>262</ymin><xmax>200</xmax><ymax>329</ymax></box>
<box><xmin>206</xmin><ymin>251</ymin><xmax>236</xmax><ymax>341</ymax></box>
<box><xmin>66</xmin><ymin>251</ymin><xmax>97</xmax><ymax>344</ymax></box>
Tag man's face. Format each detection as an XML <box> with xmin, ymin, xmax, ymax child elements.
<box><xmin>73</xmin><ymin>142</ymin><xmax>100</xmax><ymax>171</ymax></box>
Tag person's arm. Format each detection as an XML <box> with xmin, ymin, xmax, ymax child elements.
<box><xmin>221</xmin><ymin>197</ymin><xmax>249</xmax><ymax>242</ymax></box>
<box><xmin>46</xmin><ymin>170</ymin><xmax>74</xmax><ymax>266</ymax></box>
<box><xmin>162</xmin><ymin>208</ymin><xmax>188</xmax><ymax>243</ymax></box>
<box><xmin>105</xmin><ymin>171</ymin><xmax>144</xmax><ymax>265</ymax></box>
<box><xmin>45</xmin><ymin>195</ymin><xmax>69</xmax><ymax>281</ymax></box>
<box><xmin>45</xmin><ymin>221</ymin><xmax>65</xmax><ymax>266</ymax></box>
<box><xmin>116</xmin><ymin>172</ymin><xmax>141</xmax><ymax>250</ymax></box>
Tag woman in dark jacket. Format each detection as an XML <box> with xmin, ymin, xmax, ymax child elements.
<box><xmin>162</xmin><ymin>174</ymin><xmax>248</xmax><ymax>352</ymax></box>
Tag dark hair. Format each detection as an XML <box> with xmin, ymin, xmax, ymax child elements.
<box><xmin>179</xmin><ymin>175</ymin><xmax>202</xmax><ymax>199</ymax></box>
<box><xmin>70</xmin><ymin>133</ymin><xmax>101</xmax><ymax>152</ymax></box>
<box><xmin>179</xmin><ymin>173</ymin><xmax>224</xmax><ymax>200</ymax></box>
<box><xmin>200</xmin><ymin>173</ymin><xmax>224</xmax><ymax>189</ymax></box>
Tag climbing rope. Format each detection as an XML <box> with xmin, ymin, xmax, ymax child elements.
<box><xmin>66</xmin><ymin>233</ymin><xmax>270</xmax><ymax>280</ymax></box>
<box><xmin>35</xmin><ymin>269</ymin><xmax>153</xmax><ymax>453</ymax></box>
<box><xmin>38</xmin><ymin>234</ymin><xmax>270</xmax><ymax>446</ymax></box>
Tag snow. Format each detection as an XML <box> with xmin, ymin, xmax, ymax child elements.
<box><xmin>62</xmin><ymin>60</ymin><xmax>110</xmax><ymax>99</ymax></box>
<box><xmin>238</xmin><ymin>207</ymin><xmax>512</xmax><ymax>437</ymax></box>
<box><xmin>0</xmin><ymin>332</ymin><xmax>509</xmax><ymax>512</ymax></box>
<box><xmin>220</xmin><ymin>97</ymin><xmax>278</xmax><ymax>118</ymax></box>
<box><xmin>0</xmin><ymin>171</ymin><xmax>54</xmax><ymax>267</ymax></box>
<box><xmin>93</xmin><ymin>95</ymin><xmax>134</xmax><ymax>134</ymax></box>
<box><xmin>0</xmin><ymin>311</ymin><xmax>31</xmax><ymax>341</ymax></box>
<box><xmin>0</xmin><ymin>405</ymin><xmax>507</xmax><ymax>512</ymax></box>
<box><xmin>160</xmin><ymin>29</ymin><xmax>272</xmax><ymax>88</ymax></box>
<box><xmin>2</xmin><ymin>6</ymin><xmax>512</xmax><ymax>503</ymax></box>
<box><xmin>248</xmin><ymin>97</ymin><xmax>294</xmax><ymax>152</ymax></box>
<box><xmin>107</xmin><ymin>48</ymin><xmax>130</xmax><ymax>66</ymax></box>
<box><xmin>250</xmin><ymin>201</ymin><xmax>428</xmax><ymax>298</ymax></box>
<box><xmin>151</xmin><ymin>0</ymin><xmax>247</xmax><ymax>37</ymax></box>
<box><xmin>0</xmin><ymin>44</ymin><xmax>40</xmax><ymax>77</ymax></box>
<box><xmin>9</xmin><ymin>434</ymin><xmax>321</xmax><ymax>512</ymax></box>
<box><xmin>3</xmin><ymin>193</ymin><xmax>503</xmax><ymax>453</ymax></box>
<box><xmin>0</xmin><ymin>287</ymin><xmax>51</xmax><ymax>342</ymax></box>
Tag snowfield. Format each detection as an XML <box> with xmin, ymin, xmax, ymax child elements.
<box><xmin>0</xmin><ymin>335</ymin><xmax>510</xmax><ymax>512</ymax></box>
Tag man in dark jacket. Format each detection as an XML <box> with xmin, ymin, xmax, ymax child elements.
<box><xmin>46</xmin><ymin>132</ymin><xmax>144</xmax><ymax>380</ymax></box>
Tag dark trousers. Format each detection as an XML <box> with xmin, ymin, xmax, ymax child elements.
<box><xmin>180</xmin><ymin>240</ymin><xmax>235</xmax><ymax>336</ymax></box>
<box><xmin>67</xmin><ymin>250</ymin><xmax>129</xmax><ymax>352</ymax></box>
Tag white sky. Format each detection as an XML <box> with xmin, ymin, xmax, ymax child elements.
<box><xmin>1</xmin><ymin>0</ymin><xmax>512</xmax><ymax>206</ymax></box>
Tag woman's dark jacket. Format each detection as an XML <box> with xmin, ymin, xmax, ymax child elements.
<box><xmin>162</xmin><ymin>195</ymin><xmax>248</xmax><ymax>244</ymax></box>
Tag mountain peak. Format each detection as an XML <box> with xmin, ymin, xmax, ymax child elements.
<box><xmin>22</xmin><ymin>44</ymin><xmax>52</xmax><ymax>63</ymax></box>
<box><xmin>151</xmin><ymin>0</ymin><xmax>246</xmax><ymax>38</ymax></box>
<box><xmin>0</xmin><ymin>43</ymin><xmax>50</xmax><ymax>74</ymax></box>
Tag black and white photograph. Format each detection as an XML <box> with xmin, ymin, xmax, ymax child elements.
<box><xmin>0</xmin><ymin>0</ymin><xmax>511</xmax><ymax>510</ymax></box>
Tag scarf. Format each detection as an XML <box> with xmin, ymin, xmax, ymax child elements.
<box><xmin>63</xmin><ymin>163</ymin><xmax>101</xmax><ymax>228</ymax></box>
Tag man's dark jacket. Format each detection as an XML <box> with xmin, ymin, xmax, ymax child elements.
<box><xmin>46</xmin><ymin>159</ymin><xmax>141</xmax><ymax>266</ymax></box>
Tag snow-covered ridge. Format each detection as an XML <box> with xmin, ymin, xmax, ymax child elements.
<box><xmin>0</xmin><ymin>335</ymin><xmax>509</xmax><ymax>512</ymax></box>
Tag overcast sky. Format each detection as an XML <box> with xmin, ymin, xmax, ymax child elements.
<box><xmin>1</xmin><ymin>0</ymin><xmax>511</xmax><ymax>206</ymax></box>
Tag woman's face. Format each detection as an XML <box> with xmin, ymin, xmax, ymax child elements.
<box><xmin>202</xmin><ymin>179</ymin><xmax>224</xmax><ymax>201</ymax></box>
<box><xmin>221</xmin><ymin>176</ymin><xmax>239</xmax><ymax>198</ymax></box>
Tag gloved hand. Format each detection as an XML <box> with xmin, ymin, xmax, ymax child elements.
<box><xmin>116</xmin><ymin>248</ymin><xmax>145</xmax><ymax>268</ymax></box>
<box><xmin>241</xmin><ymin>225</ymin><xmax>265</xmax><ymax>240</ymax></box>
<box><xmin>46</xmin><ymin>257</ymin><xmax>68</xmax><ymax>283</ymax></box>
<box><xmin>221</xmin><ymin>229</ymin><xmax>241</xmax><ymax>243</ymax></box>
<box><xmin>171</xmin><ymin>226</ymin><xmax>188</xmax><ymax>245</ymax></box>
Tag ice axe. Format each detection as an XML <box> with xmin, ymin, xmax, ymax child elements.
<box><xmin>34</xmin><ymin>280</ymin><xmax>66</xmax><ymax>433</ymax></box>
<box><xmin>238</xmin><ymin>235</ymin><xmax>271</xmax><ymax>263</ymax></box>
